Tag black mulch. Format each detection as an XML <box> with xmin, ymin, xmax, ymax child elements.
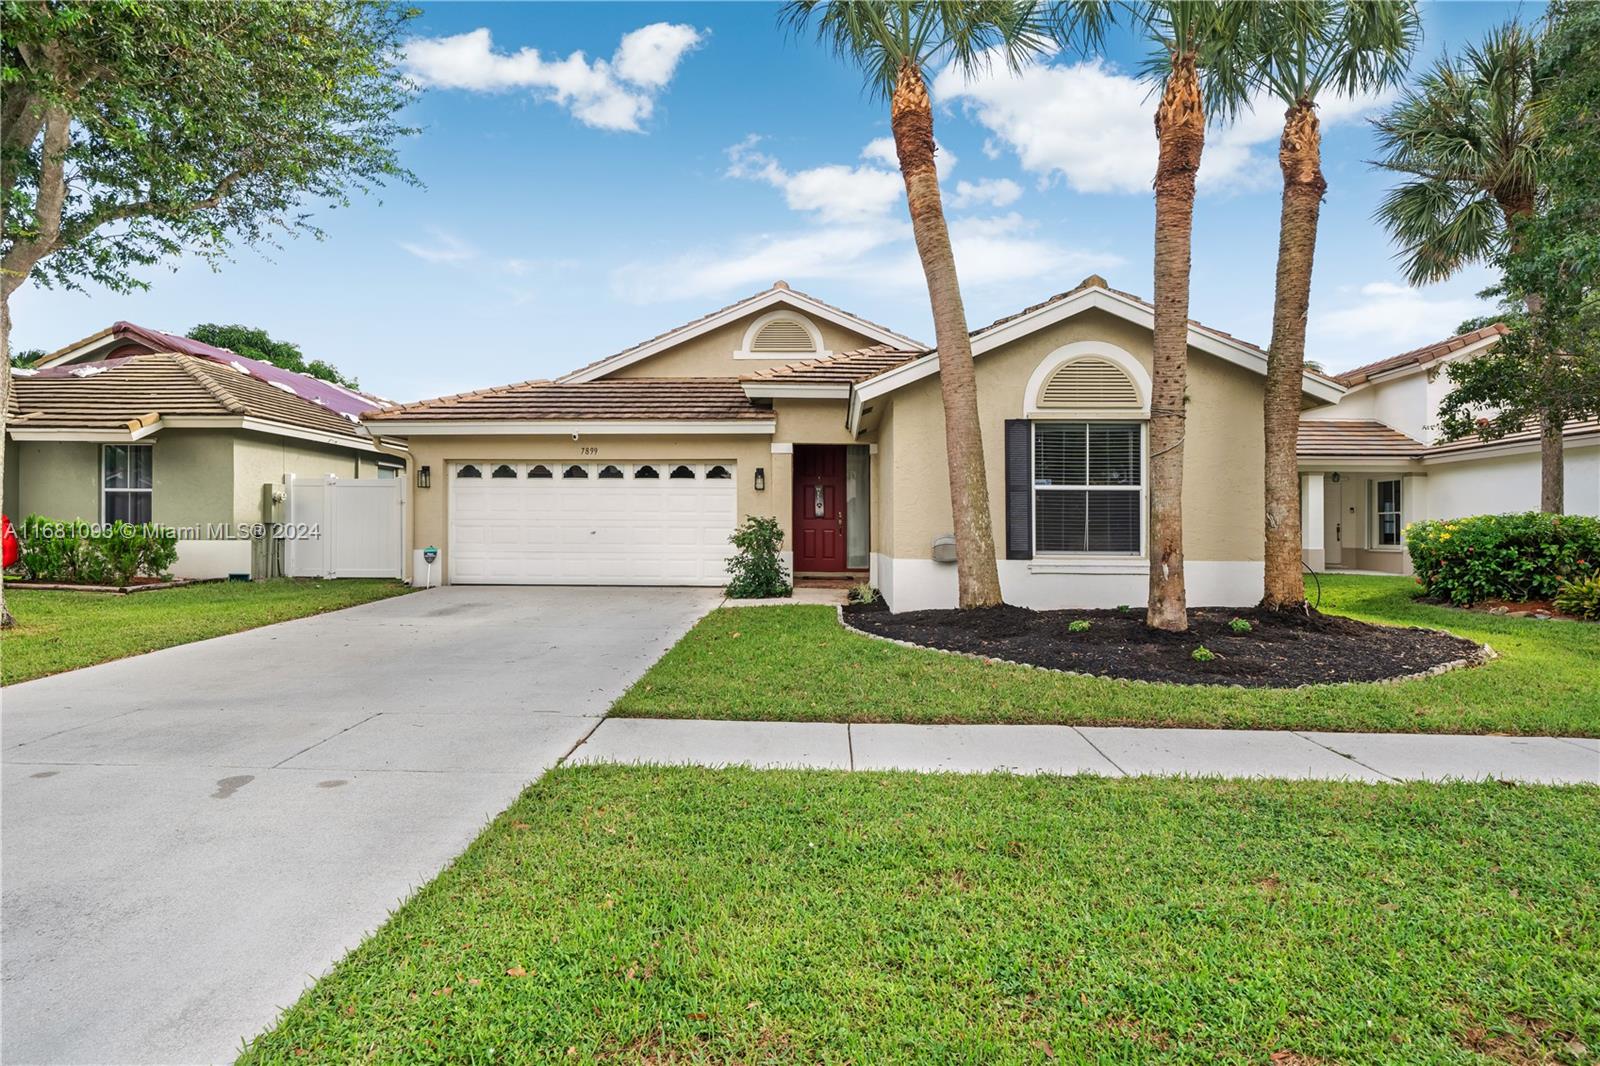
<box><xmin>841</xmin><ymin>603</ymin><xmax>1485</xmax><ymax>688</ymax></box>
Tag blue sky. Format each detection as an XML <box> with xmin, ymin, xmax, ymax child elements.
<box><xmin>13</xmin><ymin>0</ymin><xmax>1537</xmax><ymax>401</ymax></box>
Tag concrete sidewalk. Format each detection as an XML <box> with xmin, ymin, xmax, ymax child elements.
<box><xmin>570</xmin><ymin>719</ymin><xmax>1600</xmax><ymax>785</ymax></box>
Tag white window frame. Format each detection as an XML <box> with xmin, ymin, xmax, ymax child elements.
<box><xmin>100</xmin><ymin>443</ymin><xmax>154</xmax><ymax>524</ymax></box>
<box><xmin>1030</xmin><ymin>420</ymin><xmax>1148</xmax><ymax>559</ymax></box>
<box><xmin>1371</xmin><ymin>477</ymin><xmax>1403</xmax><ymax>549</ymax></box>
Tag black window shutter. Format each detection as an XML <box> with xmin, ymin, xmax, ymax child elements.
<box><xmin>1004</xmin><ymin>419</ymin><xmax>1032</xmax><ymax>560</ymax></box>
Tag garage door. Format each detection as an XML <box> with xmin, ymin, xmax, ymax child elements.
<box><xmin>449</xmin><ymin>461</ymin><xmax>737</xmax><ymax>585</ymax></box>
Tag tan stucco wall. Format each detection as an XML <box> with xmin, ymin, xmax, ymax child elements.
<box><xmin>608</xmin><ymin>308</ymin><xmax>881</xmax><ymax>379</ymax></box>
<box><xmin>152</xmin><ymin>430</ymin><xmax>235</xmax><ymax>530</ymax></box>
<box><xmin>402</xmin><ymin>434</ymin><xmax>780</xmax><ymax>583</ymax></box>
<box><xmin>881</xmin><ymin>308</ymin><xmax>1267</xmax><ymax>562</ymax></box>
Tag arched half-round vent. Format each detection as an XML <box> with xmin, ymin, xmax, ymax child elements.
<box><xmin>749</xmin><ymin>317</ymin><xmax>818</xmax><ymax>353</ymax></box>
<box><xmin>1038</xmin><ymin>357</ymin><xmax>1140</xmax><ymax>409</ymax></box>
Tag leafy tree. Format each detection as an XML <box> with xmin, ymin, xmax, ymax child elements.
<box><xmin>784</xmin><ymin>0</ymin><xmax>1105</xmax><ymax>608</ymax></box>
<box><xmin>0</xmin><ymin>0</ymin><xmax>417</xmax><ymax>626</ymax></box>
<box><xmin>1435</xmin><ymin>4</ymin><xmax>1600</xmax><ymax>494</ymax></box>
<box><xmin>1229</xmin><ymin>0</ymin><xmax>1420</xmax><ymax>609</ymax></box>
<box><xmin>9</xmin><ymin>347</ymin><xmax>43</xmax><ymax>368</ymax></box>
<box><xmin>187</xmin><ymin>324</ymin><xmax>360</xmax><ymax>390</ymax></box>
<box><xmin>1133</xmin><ymin>0</ymin><xmax>1254</xmax><ymax>632</ymax></box>
<box><xmin>1369</xmin><ymin>21</ymin><xmax>1578</xmax><ymax>509</ymax></box>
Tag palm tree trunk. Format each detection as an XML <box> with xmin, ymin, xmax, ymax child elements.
<box><xmin>1262</xmin><ymin>100</ymin><xmax>1326</xmax><ymax>609</ymax></box>
<box><xmin>890</xmin><ymin>60</ymin><xmax>1003</xmax><ymax>609</ymax></box>
<box><xmin>1147</xmin><ymin>52</ymin><xmax>1204</xmax><ymax>633</ymax></box>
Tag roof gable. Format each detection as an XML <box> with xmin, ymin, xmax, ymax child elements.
<box><xmin>1334</xmin><ymin>324</ymin><xmax>1508</xmax><ymax>387</ymax></box>
<box><xmin>848</xmin><ymin>278</ymin><xmax>1345</xmax><ymax>432</ymax></box>
<box><xmin>557</xmin><ymin>283</ymin><xmax>923</xmax><ymax>383</ymax></box>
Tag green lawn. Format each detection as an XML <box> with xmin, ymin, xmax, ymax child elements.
<box><xmin>1</xmin><ymin>579</ymin><xmax>412</xmax><ymax>685</ymax></box>
<box><xmin>241</xmin><ymin>766</ymin><xmax>1599</xmax><ymax>1064</ymax></box>
<box><xmin>614</xmin><ymin>575</ymin><xmax>1600</xmax><ymax>736</ymax></box>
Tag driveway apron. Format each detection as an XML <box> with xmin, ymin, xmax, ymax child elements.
<box><xmin>1</xmin><ymin>585</ymin><xmax>719</xmax><ymax>1065</ymax></box>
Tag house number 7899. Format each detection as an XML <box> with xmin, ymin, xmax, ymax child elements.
<box><xmin>579</xmin><ymin>446</ymin><xmax>599</xmax><ymax>456</ymax></box>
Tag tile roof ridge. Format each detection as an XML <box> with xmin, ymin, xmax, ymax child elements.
<box><xmin>170</xmin><ymin>353</ymin><xmax>248</xmax><ymax>414</ymax></box>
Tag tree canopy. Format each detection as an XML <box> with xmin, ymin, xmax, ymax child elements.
<box><xmin>1</xmin><ymin>0</ymin><xmax>418</xmax><ymax>304</ymax></box>
<box><xmin>186</xmin><ymin>324</ymin><xmax>360</xmax><ymax>390</ymax></box>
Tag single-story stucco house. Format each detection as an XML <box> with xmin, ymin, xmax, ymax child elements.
<box><xmin>5</xmin><ymin>322</ymin><xmax>407</xmax><ymax>578</ymax></box>
<box><xmin>365</xmin><ymin>277</ymin><xmax>1345</xmax><ymax>611</ymax></box>
<box><xmin>1298</xmin><ymin>324</ymin><xmax>1600</xmax><ymax>575</ymax></box>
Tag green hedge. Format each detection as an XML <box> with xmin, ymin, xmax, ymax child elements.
<box><xmin>14</xmin><ymin>516</ymin><xmax>179</xmax><ymax>586</ymax></box>
<box><xmin>1407</xmin><ymin>512</ymin><xmax>1600</xmax><ymax>605</ymax></box>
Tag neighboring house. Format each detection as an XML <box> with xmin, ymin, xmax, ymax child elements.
<box><xmin>1299</xmin><ymin>325</ymin><xmax>1600</xmax><ymax>575</ymax></box>
<box><xmin>5</xmin><ymin>323</ymin><xmax>407</xmax><ymax>579</ymax></box>
<box><xmin>366</xmin><ymin>277</ymin><xmax>1343</xmax><ymax>611</ymax></box>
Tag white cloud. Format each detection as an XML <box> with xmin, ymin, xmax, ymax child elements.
<box><xmin>403</xmin><ymin>24</ymin><xmax>704</xmax><ymax>132</ymax></box>
<box><xmin>950</xmin><ymin>177</ymin><xmax>1022</xmax><ymax>210</ymax></box>
<box><xmin>616</xmin><ymin>134</ymin><xmax>1116</xmax><ymax>304</ymax></box>
<box><xmin>399</xmin><ymin>229</ymin><xmax>476</xmax><ymax>264</ymax></box>
<box><xmin>1309</xmin><ymin>280</ymin><xmax>1492</xmax><ymax>367</ymax></box>
<box><xmin>935</xmin><ymin>54</ymin><xmax>1394</xmax><ymax>195</ymax></box>
<box><xmin>726</xmin><ymin>136</ymin><xmax>903</xmax><ymax>224</ymax></box>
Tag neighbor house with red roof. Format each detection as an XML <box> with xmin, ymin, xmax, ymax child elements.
<box><xmin>5</xmin><ymin>323</ymin><xmax>408</xmax><ymax>578</ymax></box>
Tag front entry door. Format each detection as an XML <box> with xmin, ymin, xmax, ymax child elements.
<box><xmin>793</xmin><ymin>445</ymin><xmax>847</xmax><ymax>572</ymax></box>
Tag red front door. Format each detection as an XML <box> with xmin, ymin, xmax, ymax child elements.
<box><xmin>793</xmin><ymin>445</ymin><xmax>847</xmax><ymax>572</ymax></box>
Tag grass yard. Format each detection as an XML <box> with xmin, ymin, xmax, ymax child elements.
<box><xmin>615</xmin><ymin>575</ymin><xmax>1600</xmax><ymax>736</ymax></box>
<box><xmin>241</xmin><ymin>766</ymin><xmax>1599</xmax><ymax>1064</ymax></box>
<box><xmin>1</xmin><ymin>579</ymin><xmax>412</xmax><ymax>685</ymax></box>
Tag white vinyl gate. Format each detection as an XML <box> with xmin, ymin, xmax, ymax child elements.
<box><xmin>283</xmin><ymin>474</ymin><xmax>405</xmax><ymax>579</ymax></box>
<box><xmin>448</xmin><ymin>460</ymin><xmax>736</xmax><ymax>585</ymax></box>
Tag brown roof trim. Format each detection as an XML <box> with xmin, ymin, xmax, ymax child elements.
<box><xmin>1296</xmin><ymin>419</ymin><xmax>1426</xmax><ymax>459</ymax></box>
<box><xmin>363</xmin><ymin>377</ymin><xmax>769</xmax><ymax>423</ymax></box>
<box><xmin>1335</xmin><ymin>324</ymin><xmax>1508</xmax><ymax>386</ymax></box>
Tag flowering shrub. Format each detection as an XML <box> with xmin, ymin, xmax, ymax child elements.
<box><xmin>1407</xmin><ymin>512</ymin><xmax>1600</xmax><ymax>605</ymax></box>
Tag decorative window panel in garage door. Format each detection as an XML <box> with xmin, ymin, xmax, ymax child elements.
<box><xmin>448</xmin><ymin>462</ymin><xmax>736</xmax><ymax>585</ymax></box>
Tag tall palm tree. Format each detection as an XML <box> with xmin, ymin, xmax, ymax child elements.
<box><xmin>1134</xmin><ymin>1</ymin><xmax>1253</xmax><ymax>632</ymax></box>
<box><xmin>784</xmin><ymin>1</ymin><xmax>1105</xmax><ymax>609</ymax></box>
<box><xmin>1372</xmin><ymin>23</ymin><xmax>1556</xmax><ymax>508</ymax></box>
<box><xmin>1239</xmin><ymin>1</ymin><xmax>1420</xmax><ymax>609</ymax></box>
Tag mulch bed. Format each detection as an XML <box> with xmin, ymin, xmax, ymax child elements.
<box><xmin>842</xmin><ymin>603</ymin><xmax>1486</xmax><ymax>688</ymax></box>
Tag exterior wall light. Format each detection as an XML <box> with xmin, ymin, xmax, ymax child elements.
<box><xmin>754</xmin><ymin>467</ymin><xmax>766</xmax><ymax>491</ymax></box>
<box><xmin>417</xmin><ymin>464</ymin><xmax>431</xmax><ymax>489</ymax></box>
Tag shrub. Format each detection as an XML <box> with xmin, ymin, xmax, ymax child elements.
<box><xmin>1229</xmin><ymin>618</ymin><xmax>1252</xmax><ymax>634</ymax></box>
<box><xmin>1067</xmin><ymin>619</ymin><xmax>1091</xmax><ymax>634</ymax></box>
<box><xmin>725</xmin><ymin>515</ymin><xmax>791</xmax><ymax>599</ymax></box>
<box><xmin>1191</xmin><ymin>646</ymin><xmax>1216</xmax><ymax>662</ymax></box>
<box><xmin>847</xmin><ymin>583</ymin><xmax>878</xmax><ymax>605</ymax></box>
<box><xmin>14</xmin><ymin>516</ymin><xmax>177</xmax><ymax>585</ymax></box>
<box><xmin>1407</xmin><ymin>512</ymin><xmax>1600</xmax><ymax>605</ymax></box>
<box><xmin>1554</xmin><ymin>575</ymin><xmax>1600</xmax><ymax>620</ymax></box>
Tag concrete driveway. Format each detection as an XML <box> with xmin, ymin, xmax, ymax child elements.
<box><xmin>1</xmin><ymin>585</ymin><xmax>719</xmax><ymax>1065</ymax></box>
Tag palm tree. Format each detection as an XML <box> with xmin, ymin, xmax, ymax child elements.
<box><xmin>1372</xmin><ymin>23</ymin><xmax>1555</xmax><ymax>508</ymax></box>
<box><xmin>1133</xmin><ymin>1</ymin><xmax>1253</xmax><ymax>632</ymax></box>
<box><xmin>784</xmin><ymin>1</ymin><xmax>1106</xmax><ymax>609</ymax></box>
<box><xmin>1239</xmin><ymin>1</ymin><xmax>1420</xmax><ymax>609</ymax></box>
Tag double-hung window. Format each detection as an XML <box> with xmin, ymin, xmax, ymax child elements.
<box><xmin>103</xmin><ymin>444</ymin><xmax>153</xmax><ymax>524</ymax></box>
<box><xmin>1033</xmin><ymin>422</ymin><xmax>1142</xmax><ymax>554</ymax></box>
<box><xmin>1373</xmin><ymin>478</ymin><xmax>1402</xmax><ymax>547</ymax></box>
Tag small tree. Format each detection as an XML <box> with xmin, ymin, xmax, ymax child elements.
<box><xmin>0</xmin><ymin>0</ymin><xmax>417</xmax><ymax>626</ymax></box>
<box><xmin>187</xmin><ymin>324</ymin><xmax>360</xmax><ymax>390</ymax></box>
<box><xmin>725</xmin><ymin>516</ymin><xmax>792</xmax><ymax>599</ymax></box>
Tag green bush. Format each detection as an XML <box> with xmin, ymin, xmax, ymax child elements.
<box><xmin>1067</xmin><ymin>619</ymin><xmax>1092</xmax><ymax>634</ymax></box>
<box><xmin>1554</xmin><ymin>575</ymin><xmax>1600</xmax><ymax>620</ymax></box>
<box><xmin>1191</xmin><ymin>646</ymin><xmax>1216</xmax><ymax>662</ymax></box>
<box><xmin>14</xmin><ymin>516</ymin><xmax>178</xmax><ymax>585</ymax></box>
<box><xmin>1407</xmin><ymin>512</ymin><xmax>1600</xmax><ymax>605</ymax></box>
<box><xmin>847</xmin><ymin>583</ymin><xmax>879</xmax><ymax>605</ymax></box>
<box><xmin>725</xmin><ymin>515</ymin><xmax>791</xmax><ymax>599</ymax></box>
<box><xmin>1229</xmin><ymin>618</ymin><xmax>1252</xmax><ymax>634</ymax></box>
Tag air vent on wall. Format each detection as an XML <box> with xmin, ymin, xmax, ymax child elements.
<box><xmin>1038</xmin><ymin>357</ymin><xmax>1139</xmax><ymax>409</ymax></box>
<box><xmin>750</xmin><ymin>317</ymin><xmax>817</xmax><ymax>353</ymax></box>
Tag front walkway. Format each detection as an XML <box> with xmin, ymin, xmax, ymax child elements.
<box><xmin>571</xmin><ymin>719</ymin><xmax>1600</xmax><ymax>785</ymax></box>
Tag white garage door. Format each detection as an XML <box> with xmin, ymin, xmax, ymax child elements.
<box><xmin>449</xmin><ymin>461</ymin><xmax>737</xmax><ymax>585</ymax></box>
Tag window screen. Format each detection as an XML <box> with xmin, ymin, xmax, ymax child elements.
<box><xmin>103</xmin><ymin>445</ymin><xmax>153</xmax><ymax>524</ymax></box>
<box><xmin>1033</xmin><ymin>422</ymin><xmax>1140</xmax><ymax>553</ymax></box>
<box><xmin>1375</xmin><ymin>479</ymin><xmax>1402</xmax><ymax>546</ymax></box>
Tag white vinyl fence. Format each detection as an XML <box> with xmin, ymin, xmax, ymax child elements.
<box><xmin>283</xmin><ymin>474</ymin><xmax>405</xmax><ymax>579</ymax></box>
